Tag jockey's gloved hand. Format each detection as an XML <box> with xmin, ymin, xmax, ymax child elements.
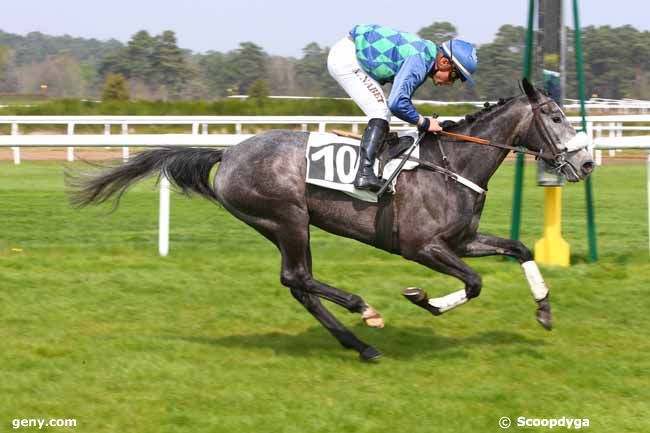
<box><xmin>417</xmin><ymin>115</ymin><xmax>442</xmax><ymax>133</ymax></box>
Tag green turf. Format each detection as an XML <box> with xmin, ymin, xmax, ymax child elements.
<box><xmin>1</xmin><ymin>160</ymin><xmax>648</xmax><ymax>433</ymax></box>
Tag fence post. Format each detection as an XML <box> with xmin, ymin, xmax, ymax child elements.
<box><xmin>11</xmin><ymin>123</ymin><xmax>20</xmax><ymax>165</ymax></box>
<box><xmin>159</xmin><ymin>176</ymin><xmax>171</xmax><ymax>257</ymax></box>
<box><xmin>67</xmin><ymin>123</ymin><xmax>75</xmax><ymax>162</ymax></box>
<box><xmin>202</xmin><ymin>123</ymin><xmax>208</xmax><ymax>135</ymax></box>
<box><xmin>608</xmin><ymin>122</ymin><xmax>616</xmax><ymax>157</ymax></box>
<box><xmin>104</xmin><ymin>124</ymin><xmax>111</xmax><ymax>155</ymax></box>
<box><xmin>647</xmin><ymin>152</ymin><xmax>650</xmax><ymax>258</ymax></box>
<box><xmin>192</xmin><ymin>123</ymin><xmax>199</xmax><ymax>135</ymax></box>
<box><xmin>122</xmin><ymin>124</ymin><xmax>129</xmax><ymax>161</ymax></box>
<box><xmin>318</xmin><ymin>122</ymin><xmax>326</xmax><ymax>133</ymax></box>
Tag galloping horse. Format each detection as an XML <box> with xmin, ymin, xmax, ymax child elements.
<box><xmin>69</xmin><ymin>79</ymin><xmax>594</xmax><ymax>360</ymax></box>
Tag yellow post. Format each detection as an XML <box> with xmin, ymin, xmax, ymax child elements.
<box><xmin>535</xmin><ymin>187</ymin><xmax>570</xmax><ymax>266</ymax></box>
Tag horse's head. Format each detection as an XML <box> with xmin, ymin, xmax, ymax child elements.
<box><xmin>520</xmin><ymin>78</ymin><xmax>594</xmax><ymax>182</ymax></box>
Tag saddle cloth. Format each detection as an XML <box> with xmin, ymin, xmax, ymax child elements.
<box><xmin>305</xmin><ymin>131</ymin><xmax>419</xmax><ymax>203</ymax></box>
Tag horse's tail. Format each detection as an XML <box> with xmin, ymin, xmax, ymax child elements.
<box><xmin>67</xmin><ymin>147</ymin><xmax>223</xmax><ymax>209</ymax></box>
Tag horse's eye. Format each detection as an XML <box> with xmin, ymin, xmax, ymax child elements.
<box><xmin>552</xmin><ymin>117</ymin><xmax>562</xmax><ymax>123</ymax></box>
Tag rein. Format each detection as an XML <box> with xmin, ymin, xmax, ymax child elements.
<box><xmin>439</xmin><ymin>130</ymin><xmax>544</xmax><ymax>159</ymax></box>
<box><xmin>440</xmin><ymin>99</ymin><xmax>572</xmax><ymax>167</ymax></box>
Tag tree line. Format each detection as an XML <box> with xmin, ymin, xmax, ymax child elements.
<box><xmin>1</xmin><ymin>23</ymin><xmax>649</xmax><ymax>101</ymax></box>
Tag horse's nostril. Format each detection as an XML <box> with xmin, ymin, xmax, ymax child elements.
<box><xmin>582</xmin><ymin>161</ymin><xmax>594</xmax><ymax>175</ymax></box>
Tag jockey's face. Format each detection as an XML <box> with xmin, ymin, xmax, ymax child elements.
<box><xmin>432</xmin><ymin>55</ymin><xmax>455</xmax><ymax>86</ymax></box>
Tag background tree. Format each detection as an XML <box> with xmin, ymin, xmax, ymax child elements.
<box><xmin>151</xmin><ymin>31</ymin><xmax>190</xmax><ymax>98</ymax></box>
<box><xmin>0</xmin><ymin>46</ymin><xmax>8</xmax><ymax>80</ymax></box>
<box><xmin>248</xmin><ymin>78</ymin><xmax>270</xmax><ymax>99</ymax></box>
<box><xmin>0</xmin><ymin>46</ymin><xmax>19</xmax><ymax>92</ymax></box>
<box><xmin>101</xmin><ymin>73</ymin><xmax>129</xmax><ymax>100</ymax></box>
<box><xmin>578</xmin><ymin>25</ymin><xmax>650</xmax><ymax>99</ymax></box>
<box><xmin>295</xmin><ymin>43</ymin><xmax>344</xmax><ymax>97</ymax></box>
<box><xmin>99</xmin><ymin>30</ymin><xmax>190</xmax><ymax>99</ymax></box>
<box><xmin>125</xmin><ymin>30</ymin><xmax>157</xmax><ymax>82</ymax></box>
<box><xmin>248</xmin><ymin>78</ymin><xmax>270</xmax><ymax>107</ymax></box>
<box><xmin>266</xmin><ymin>55</ymin><xmax>299</xmax><ymax>96</ymax></box>
<box><xmin>474</xmin><ymin>24</ymin><xmax>526</xmax><ymax>100</ymax></box>
<box><xmin>197</xmin><ymin>50</ymin><xmax>244</xmax><ymax>98</ymax></box>
<box><xmin>16</xmin><ymin>52</ymin><xmax>85</xmax><ymax>97</ymax></box>
<box><xmin>295</xmin><ymin>42</ymin><xmax>327</xmax><ymax>96</ymax></box>
<box><xmin>230</xmin><ymin>42</ymin><xmax>267</xmax><ymax>94</ymax></box>
<box><xmin>0</xmin><ymin>29</ymin><xmax>121</xmax><ymax>68</ymax></box>
<box><xmin>417</xmin><ymin>22</ymin><xmax>458</xmax><ymax>43</ymax></box>
<box><xmin>4</xmin><ymin>24</ymin><xmax>650</xmax><ymax>101</ymax></box>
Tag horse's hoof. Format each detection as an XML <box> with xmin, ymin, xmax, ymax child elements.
<box><xmin>361</xmin><ymin>305</ymin><xmax>385</xmax><ymax>329</ymax></box>
<box><xmin>403</xmin><ymin>287</ymin><xmax>442</xmax><ymax>316</ymax></box>
<box><xmin>536</xmin><ymin>297</ymin><xmax>552</xmax><ymax>331</ymax></box>
<box><xmin>402</xmin><ymin>287</ymin><xmax>427</xmax><ymax>302</ymax></box>
<box><xmin>536</xmin><ymin>309</ymin><xmax>553</xmax><ymax>330</ymax></box>
<box><xmin>360</xmin><ymin>346</ymin><xmax>383</xmax><ymax>362</ymax></box>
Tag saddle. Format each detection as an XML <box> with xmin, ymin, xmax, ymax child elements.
<box><xmin>377</xmin><ymin>132</ymin><xmax>415</xmax><ymax>179</ymax></box>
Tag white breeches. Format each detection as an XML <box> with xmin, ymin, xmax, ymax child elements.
<box><xmin>327</xmin><ymin>37</ymin><xmax>391</xmax><ymax>122</ymax></box>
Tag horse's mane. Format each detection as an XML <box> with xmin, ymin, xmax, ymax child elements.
<box><xmin>442</xmin><ymin>97</ymin><xmax>516</xmax><ymax>132</ymax></box>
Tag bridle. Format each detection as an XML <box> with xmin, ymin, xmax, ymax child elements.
<box><xmin>440</xmin><ymin>99</ymin><xmax>578</xmax><ymax>169</ymax></box>
<box><xmin>528</xmin><ymin>99</ymin><xmax>579</xmax><ymax>174</ymax></box>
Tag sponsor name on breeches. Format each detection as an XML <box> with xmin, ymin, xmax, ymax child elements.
<box><xmin>354</xmin><ymin>69</ymin><xmax>385</xmax><ymax>104</ymax></box>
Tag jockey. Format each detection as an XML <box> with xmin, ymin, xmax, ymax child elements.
<box><xmin>328</xmin><ymin>24</ymin><xmax>478</xmax><ymax>191</ymax></box>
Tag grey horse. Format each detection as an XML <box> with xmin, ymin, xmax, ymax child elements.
<box><xmin>69</xmin><ymin>79</ymin><xmax>594</xmax><ymax>360</ymax></box>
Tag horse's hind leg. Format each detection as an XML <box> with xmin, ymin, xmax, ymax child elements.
<box><xmin>461</xmin><ymin>233</ymin><xmax>552</xmax><ymax>330</ymax></box>
<box><xmin>289</xmin><ymin>288</ymin><xmax>381</xmax><ymax>360</ymax></box>
<box><xmin>277</xmin><ymin>227</ymin><xmax>383</xmax><ymax>360</ymax></box>
<box><xmin>221</xmin><ymin>197</ymin><xmax>382</xmax><ymax>360</ymax></box>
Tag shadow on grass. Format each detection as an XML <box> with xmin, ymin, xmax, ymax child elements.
<box><xmin>165</xmin><ymin>325</ymin><xmax>547</xmax><ymax>361</ymax></box>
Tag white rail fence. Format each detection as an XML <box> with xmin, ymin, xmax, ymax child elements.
<box><xmin>1</xmin><ymin>115</ymin><xmax>649</xmax><ymax>257</ymax></box>
<box><xmin>227</xmin><ymin>95</ymin><xmax>650</xmax><ymax>113</ymax></box>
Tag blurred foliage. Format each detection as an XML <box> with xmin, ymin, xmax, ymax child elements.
<box><xmin>417</xmin><ymin>21</ymin><xmax>458</xmax><ymax>45</ymax></box>
<box><xmin>101</xmin><ymin>73</ymin><xmax>130</xmax><ymax>101</ymax></box>
<box><xmin>1</xmin><ymin>23</ymin><xmax>650</xmax><ymax>101</ymax></box>
<box><xmin>247</xmin><ymin>79</ymin><xmax>270</xmax><ymax>101</ymax></box>
<box><xmin>0</xmin><ymin>97</ymin><xmax>477</xmax><ymax>118</ymax></box>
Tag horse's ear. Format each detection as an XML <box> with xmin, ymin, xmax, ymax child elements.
<box><xmin>522</xmin><ymin>78</ymin><xmax>538</xmax><ymax>100</ymax></box>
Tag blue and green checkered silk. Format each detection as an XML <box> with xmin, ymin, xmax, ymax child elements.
<box><xmin>350</xmin><ymin>24</ymin><xmax>438</xmax><ymax>84</ymax></box>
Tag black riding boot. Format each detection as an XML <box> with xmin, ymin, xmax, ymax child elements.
<box><xmin>354</xmin><ymin>118</ymin><xmax>389</xmax><ymax>191</ymax></box>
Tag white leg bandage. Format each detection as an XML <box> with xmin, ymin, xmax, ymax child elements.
<box><xmin>428</xmin><ymin>289</ymin><xmax>468</xmax><ymax>313</ymax></box>
<box><xmin>522</xmin><ymin>261</ymin><xmax>549</xmax><ymax>301</ymax></box>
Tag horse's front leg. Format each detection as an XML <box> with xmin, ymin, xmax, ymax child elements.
<box><xmin>461</xmin><ymin>233</ymin><xmax>552</xmax><ymax>330</ymax></box>
<box><xmin>402</xmin><ymin>241</ymin><xmax>482</xmax><ymax>316</ymax></box>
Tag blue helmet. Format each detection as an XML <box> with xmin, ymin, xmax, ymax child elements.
<box><xmin>441</xmin><ymin>39</ymin><xmax>477</xmax><ymax>85</ymax></box>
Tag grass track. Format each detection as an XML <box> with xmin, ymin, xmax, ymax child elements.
<box><xmin>1</xmin><ymin>160</ymin><xmax>649</xmax><ymax>433</ymax></box>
